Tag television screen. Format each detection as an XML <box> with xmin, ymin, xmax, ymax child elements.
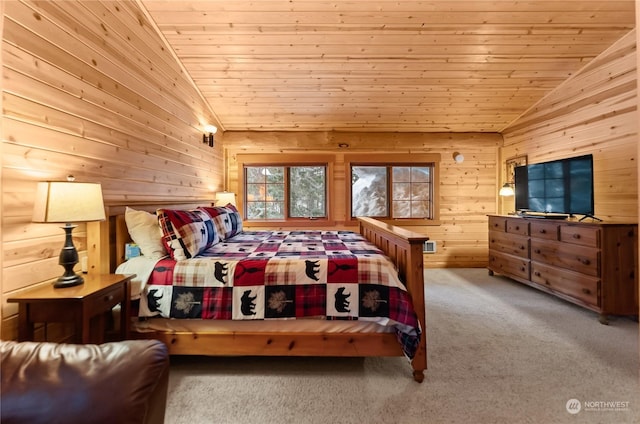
<box><xmin>514</xmin><ymin>154</ymin><xmax>594</xmax><ymax>216</ymax></box>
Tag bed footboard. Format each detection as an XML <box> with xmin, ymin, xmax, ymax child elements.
<box><xmin>357</xmin><ymin>217</ymin><xmax>429</xmax><ymax>382</ymax></box>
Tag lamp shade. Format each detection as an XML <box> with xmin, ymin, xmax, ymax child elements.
<box><xmin>499</xmin><ymin>183</ymin><xmax>515</xmax><ymax>197</ymax></box>
<box><xmin>33</xmin><ymin>181</ymin><xmax>106</xmax><ymax>223</ymax></box>
<box><xmin>215</xmin><ymin>191</ymin><xmax>236</xmax><ymax>206</ymax></box>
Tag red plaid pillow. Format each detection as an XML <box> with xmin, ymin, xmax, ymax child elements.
<box><xmin>157</xmin><ymin>209</ymin><xmax>218</xmax><ymax>260</ymax></box>
<box><xmin>199</xmin><ymin>204</ymin><xmax>243</xmax><ymax>240</ymax></box>
<box><xmin>198</xmin><ymin>206</ymin><xmax>232</xmax><ymax>240</ymax></box>
<box><xmin>224</xmin><ymin>204</ymin><xmax>243</xmax><ymax>238</ymax></box>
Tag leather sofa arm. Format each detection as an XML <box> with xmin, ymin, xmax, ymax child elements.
<box><xmin>1</xmin><ymin>339</ymin><xmax>169</xmax><ymax>424</ymax></box>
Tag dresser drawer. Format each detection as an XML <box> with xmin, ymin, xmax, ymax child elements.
<box><xmin>489</xmin><ymin>216</ymin><xmax>507</xmax><ymax>232</ymax></box>
<box><xmin>531</xmin><ymin>262</ymin><xmax>599</xmax><ymax>307</ymax></box>
<box><xmin>489</xmin><ymin>251</ymin><xmax>530</xmax><ymax>280</ymax></box>
<box><xmin>529</xmin><ymin>221</ymin><xmax>559</xmax><ymax>241</ymax></box>
<box><xmin>506</xmin><ymin>219</ymin><xmax>529</xmax><ymax>236</ymax></box>
<box><xmin>531</xmin><ymin>239</ymin><xmax>599</xmax><ymax>277</ymax></box>
<box><xmin>559</xmin><ymin>225</ymin><xmax>600</xmax><ymax>247</ymax></box>
<box><xmin>86</xmin><ymin>284</ymin><xmax>125</xmax><ymax>314</ymax></box>
<box><xmin>489</xmin><ymin>231</ymin><xmax>529</xmax><ymax>259</ymax></box>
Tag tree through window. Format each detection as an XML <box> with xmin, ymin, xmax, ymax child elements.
<box><xmin>245</xmin><ymin>165</ymin><xmax>327</xmax><ymax>220</ymax></box>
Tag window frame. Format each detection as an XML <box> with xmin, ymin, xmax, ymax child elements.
<box><xmin>345</xmin><ymin>153</ymin><xmax>441</xmax><ymax>225</ymax></box>
<box><xmin>237</xmin><ymin>154</ymin><xmax>335</xmax><ymax>226</ymax></box>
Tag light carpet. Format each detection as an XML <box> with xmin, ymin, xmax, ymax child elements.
<box><xmin>166</xmin><ymin>268</ymin><xmax>639</xmax><ymax>424</ymax></box>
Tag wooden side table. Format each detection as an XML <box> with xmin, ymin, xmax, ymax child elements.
<box><xmin>7</xmin><ymin>274</ymin><xmax>135</xmax><ymax>344</ymax></box>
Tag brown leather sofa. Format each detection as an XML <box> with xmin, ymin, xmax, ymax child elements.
<box><xmin>1</xmin><ymin>339</ymin><xmax>169</xmax><ymax>424</ymax></box>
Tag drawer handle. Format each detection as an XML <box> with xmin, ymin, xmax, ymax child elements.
<box><xmin>545</xmin><ymin>281</ymin><xmax>551</xmax><ymax>286</ymax></box>
<box><xmin>534</xmin><ymin>249</ymin><xmax>541</xmax><ymax>254</ymax></box>
<box><xmin>534</xmin><ymin>271</ymin><xmax>541</xmax><ymax>277</ymax></box>
<box><xmin>582</xmin><ymin>288</ymin><xmax>591</xmax><ymax>295</ymax></box>
<box><xmin>580</xmin><ymin>259</ymin><xmax>591</xmax><ymax>265</ymax></box>
<box><xmin>104</xmin><ymin>295</ymin><xmax>114</xmax><ymax>302</ymax></box>
<box><xmin>515</xmin><ymin>226</ymin><xmax>520</xmax><ymax>231</ymax></box>
<box><xmin>539</xmin><ymin>229</ymin><xmax>546</xmax><ymax>234</ymax></box>
<box><xmin>520</xmin><ymin>245</ymin><xmax>525</xmax><ymax>250</ymax></box>
<box><xmin>572</xmin><ymin>234</ymin><xmax>581</xmax><ymax>239</ymax></box>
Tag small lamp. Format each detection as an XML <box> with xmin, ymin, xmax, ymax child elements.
<box><xmin>453</xmin><ymin>152</ymin><xmax>464</xmax><ymax>163</ymax></box>
<box><xmin>32</xmin><ymin>178</ymin><xmax>106</xmax><ymax>288</ymax></box>
<box><xmin>499</xmin><ymin>183</ymin><xmax>515</xmax><ymax>196</ymax></box>
<box><xmin>215</xmin><ymin>191</ymin><xmax>236</xmax><ymax>206</ymax></box>
<box><xmin>203</xmin><ymin>125</ymin><xmax>218</xmax><ymax>147</ymax></box>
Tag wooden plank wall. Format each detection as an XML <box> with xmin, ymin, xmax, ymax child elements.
<box><xmin>0</xmin><ymin>0</ymin><xmax>223</xmax><ymax>339</ymax></box>
<box><xmin>636</xmin><ymin>8</ymin><xmax>640</xmax><ymax>322</ymax></box>
<box><xmin>223</xmin><ymin>131</ymin><xmax>503</xmax><ymax>269</ymax></box>
<box><xmin>500</xmin><ymin>29</ymin><xmax>637</xmax><ymax>223</ymax></box>
<box><xmin>0</xmin><ymin>0</ymin><xmax>4</xmax><ymax>342</ymax></box>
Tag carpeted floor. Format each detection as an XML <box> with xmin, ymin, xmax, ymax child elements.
<box><xmin>166</xmin><ymin>268</ymin><xmax>639</xmax><ymax>424</ymax></box>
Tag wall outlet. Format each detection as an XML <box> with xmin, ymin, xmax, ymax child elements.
<box><xmin>423</xmin><ymin>240</ymin><xmax>436</xmax><ymax>253</ymax></box>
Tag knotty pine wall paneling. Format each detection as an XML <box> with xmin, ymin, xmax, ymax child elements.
<box><xmin>224</xmin><ymin>131</ymin><xmax>503</xmax><ymax>268</ymax></box>
<box><xmin>0</xmin><ymin>0</ymin><xmax>4</xmax><ymax>340</ymax></box>
<box><xmin>636</xmin><ymin>5</ymin><xmax>640</xmax><ymax>322</ymax></box>
<box><xmin>1</xmin><ymin>0</ymin><xmax>223</xmax><ymax>339</ymax></box>
<box><xmin>501</xmin><ymin>29</ymin><xmax>637</xmax><ymax>223</ymax></box>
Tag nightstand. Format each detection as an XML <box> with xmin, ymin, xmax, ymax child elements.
<box><xmin>8</xmin><ymin>274</ymin><xmax>135</xmax><ymax>343</ymax></box>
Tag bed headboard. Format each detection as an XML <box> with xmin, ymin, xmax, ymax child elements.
<box><xmin>87</xmin><ymin>201</ymin><xmax>203</xmax><ymax>273</ymax></box>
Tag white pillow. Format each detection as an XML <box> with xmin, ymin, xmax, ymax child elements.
<box><xmin>124</xmin><ymin>207</ymin><xmax>167</xmax><ymax>259</ymax></box>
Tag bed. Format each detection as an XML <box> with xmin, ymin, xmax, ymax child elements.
<box><xmin>89</xmin><ymin>201</ymin><xmax>428</xmax><ymax>382</ymax></box>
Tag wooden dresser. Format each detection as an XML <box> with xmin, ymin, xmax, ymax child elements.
<box><xmin>487</xmin><ymin>215</ymin><xmax>638</xmax><ymax>323</ymax></box>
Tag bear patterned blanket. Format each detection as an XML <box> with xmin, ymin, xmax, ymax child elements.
<box><xmin>139</xmin><ymin>230</ymin><xmax>421</xmax><ymax>359</ymax></box>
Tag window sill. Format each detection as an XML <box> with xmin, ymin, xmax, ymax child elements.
<box><xmin>349</xmin><ymin>218</ymin><xmax>441</xmax><ymax>226</ymax></box>
<box><xmin>244</xmin><ymin>219</ymin><xmax>337</xmax><ymax>229</ymax></box>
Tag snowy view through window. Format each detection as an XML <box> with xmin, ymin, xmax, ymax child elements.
<box><xmin>352</xmin><ymin>165</ymin><xmax>431</xmax><ymax>218</ymax></box>
<box><xmin>245</xmin><ymin>163</ymin><xmax>431</xmax><ymax>220</ymax></box>
<box><xmin>351</xmin><ymin>166</ymin><xmax>388</xmax><ymax>217</ymax></box>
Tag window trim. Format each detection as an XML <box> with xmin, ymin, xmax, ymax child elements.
<box><xmin>237</xmin><ymin>154</ymin><xmax>335</xmax><ymax>226</ymax></box>
<box><xmin>345</xmin><ymin>153</ymin><xmax>441</xmax><ymax>225</ymax></box>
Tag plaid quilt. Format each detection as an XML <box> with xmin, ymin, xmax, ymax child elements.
<box><xmin>139</xmin><ymin>230</ymin><xmax>421</xmax><ymax>359</ymax></box>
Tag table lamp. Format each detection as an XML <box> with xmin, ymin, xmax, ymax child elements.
<box><xmin>215</xmin><ymin>191</ymin><xmax>236</xmax><ymax>206</ymax></box>
<box><xmin>32</xmin><ymin>179</ymin><xmax>106</xmax><ymax>288</ymax></box>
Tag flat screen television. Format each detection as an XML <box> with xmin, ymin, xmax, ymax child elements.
<box><xmin>514</xmin><ymin>154</ymin><xmax>595</xmax><ymax>218</ymax></box>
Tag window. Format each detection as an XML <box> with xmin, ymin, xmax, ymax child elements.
<box><xmin>350</xmin><ymin>164</ymin><xmax>434</xmax><ymax>219</ymax></box>
<box><xmin>246</xmin><ymin>166</ymin><xmax>285</xmax><ymax>219</ymax></box>
<box><xmin>237</xmin><ymin>153</ymin><xmax>437</xmax><ymax>225</ymax></box>
<box><xmin>289</xmin><ymin>166</ymin><xmax>327</xmax><ymax>218</ymax></box>
<box><xmin>245</xmin><ymin>165</ymin><xmax>327</xmax><ymax>220</ymax></box>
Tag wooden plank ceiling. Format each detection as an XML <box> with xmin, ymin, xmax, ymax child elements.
<box><xmin>139</xmin><ymin>1</ymin><xmax>635</xmax><ymax>133</ymax></box>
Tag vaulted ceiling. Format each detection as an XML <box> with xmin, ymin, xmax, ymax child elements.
<box><xmin>139</xmin><ymin>1</ymin><xmax>636</xmax><ymax>133</ymax></box>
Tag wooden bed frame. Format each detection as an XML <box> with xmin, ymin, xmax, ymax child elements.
<box><xmin>88</xmin><ymin>202</ymin><xmax>428</xmax><ymax>382</ymax></box>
